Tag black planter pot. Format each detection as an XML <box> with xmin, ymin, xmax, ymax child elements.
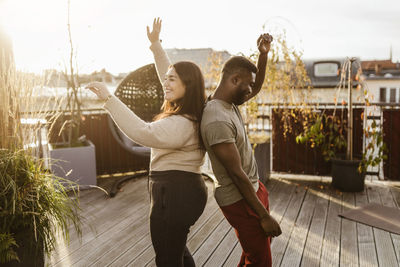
<box><xmin>254</xmin><ymin>141</ymin><xmax>271</xmax><ymax>186</ymax></box>
<box><xmin>1</xmin><ymin>230</ymin><xmax>44</xmax><ymax>267</ymax></box>
<box><xmin>331</xmin><ymin>157</ymin><xmax>365</xmax><ymax>192</ymax></box>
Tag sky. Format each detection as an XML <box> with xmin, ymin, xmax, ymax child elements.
<box><xmin>1</xmin><ymin>0</ymin><xmax>399</xmax><ymax>75</ymax></box>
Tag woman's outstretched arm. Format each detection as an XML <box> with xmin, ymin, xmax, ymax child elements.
<box><xmin>147</xmin><ymin>17</ymin><xmax>172</xmax><ymax>84</ymax></box>
<box><xmin>86</xmin><ymin>82</ymin><xmax>194</xmax><ymax>149</ymax></box>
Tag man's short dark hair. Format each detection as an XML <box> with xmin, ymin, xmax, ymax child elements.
<box><xmin>221</xmin><ymin>56</ymin><xmax>258</xmax><ymax>78</ymax></box>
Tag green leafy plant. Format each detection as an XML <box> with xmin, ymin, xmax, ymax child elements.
<box><xmin>243</xmin><ymin>33</ymin><xmax>312</xmax><ymax>145</ymax></box>
<box><xmin>296</xmin><ymin>112</ymin><xmax>347</xmax><ymax>161</ymax></box>
<box><xmin>0</xmin><ymin>32</ymin><xmax>81</xmax><ymax>264</ymax></box>
<box><xmin>0</xmin><ymin>233</ymin><xmax>18</xmax><ymax>263</ymax></box>
<box><xmin>296</xmin><ymin>58</ymin><xmax>388</xmax><ymax>174</ymax></box>
<box><xmin>361</xmin><ymin>118</ymin><xmax>388</xmax><ymax>173</ymax></box>
<box><xmin>0</xmin><ymin>149</ymin><xmax>82</xmax><ymax>263</ymax></box>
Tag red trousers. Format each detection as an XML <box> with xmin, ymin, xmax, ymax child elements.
<box><xmin>220</xmin><ymin>181</ymin><xmax>271</xmax><ymax>267</ymax></box>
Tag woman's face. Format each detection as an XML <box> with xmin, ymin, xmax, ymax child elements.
<box><xmin>163</xmin><ymin>67</ymin><xmax>186</xmax><ymax>102</ymax></box>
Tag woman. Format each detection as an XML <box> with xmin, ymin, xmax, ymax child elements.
<box><xmin>86</xmin><ymin>18</ymin><xmax>207</xmax><ymax>267</ymax></box>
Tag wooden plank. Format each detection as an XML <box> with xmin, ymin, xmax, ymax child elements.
<box><xmin>54</xmin><ymin>199</ymin><xmax>149</xmax><ymax>266</ymax></box>
<box><xmin>300</xmin><ymin>190</ymin><xmax>329</xmax><ymax>267</ymax></box>
<box><xmin>192</xmin><ymin>219</ymin><xmax>232</xmax><ymax>266</ymax></box>
<box><xmin>147</xmin><ymin>260</ymin><xmax>157</xmax><ymax>267</ymax></box>
<box><xmin>263</xmin><ymin>177</ymin><xmax>279</xmax><ymax>198</ymax></box>
<box><xmin>340</xmin><ymin>192</ymin><xmax>358</xmax><ymax>267</ymax></box>
<box><xmin>355</xmin><ymin>189</ymin><xmax>378</xmax><ymax>267</ymax></box>
<box><xmin>96</xmin><ymin>180</ymin><xmax>216</xmax><ymax>266</ymax></box>
<box><xmin>78</xmin><ymin>214</ymin><xmax>149</xmax><ymax>266</ymax></box>
<box><xmin>66</xmin><ymin>181</ymin><xmax>149</xmax><ymax>245</ymax></box>
<box><xmin>281</xmin><ymin>188</ymin><xmax>317</xmax><ymax>267</ymax></box>
<box><xmin>271</xmin><ymin>183</ymin><xmax>307</xmax><ymax>267</ymax></box>
<box><xmin>137</xmin><ymin>209</ymin><xmax>225</xmax><ymax>267</ymax></box>
<box><xmin>138</xmin><ymin>210</ymin><xmax>225</xmax><ymax>266</ymax></box>
<box><xmin>391</xmin><ymin>186</ymin><xmax>400</xmax><ymax>208</ymax></box>
<box><xmin>269</xmin><ymin>179</ymin><xmax>296</xmax><ymax>223</ymax></box>
<box><xmin>120</xmin><ymin>215</ymin><xmax>226</xmax><ymax>266</ymax></box>
<box><xmin>49</xmin><ymin>197</ymin><xmax>148</xmax><ymax>265</ymax></box>
<box><xmin>187</xmin><ymin>210</ymin><xmax>225</xmax><ymax>253</ymax></box>
<box><xmin>108</xmin><ymin>234</ymin><xmax>152</xmax><ymax>267</ymax></box>
<box><xmin>121</xmin><ymin>237</ymin><xmax>155</xmax><ymax>267</ymax></box>
<box><xmin>223</xmin><ymin>241</ymin><xmax>241</xmax><ymax>267</ymax></box>
<box><xmin>320</xmin><ymin>190</ymin><xmax>342</xmax><ymax>267</ymax></box>
<box><xmin>47</xmin><ymin>176</ymin><xmax>400</xmax><ymax>266</ymax></box>
<box><xmin>367</xmin><ymin>185</ymin><xmax>398</xmax><ymax>267</ymax></box>
<box><xmin>73</xmin><ymin>186</ymin><xmax>107</xmax><ymax>207</ymax></box>
<box><xmin>77</xmin><ymin>176</ymin><xmax>147</xmax><ymax>215</ymax></box>
<box><xmin>66</xmin><ymin>176</ymin><xmax>148</xmax><ymax>236</ymax></box>
<box><xmin>203</xmin><ymin>228</ymin><xmax>237</xmax><ymax>267</ymax></box>
<box><xmin>49</xmin><ymin>179</ymin><xmax>150</xmax><ymax>265</ymax></box>
<box><xmin>197</xmin><ymin>178</ymin><xmax>280</xmax><ymax>267</ymax></box>
<box><xmin>56</xmin><ymin>177</ymin><xmax>146</xmax><ymax>250</ymax></box>
<box><xmin>200</xmin><ymin>178</ymin><xmax>282</xmax><ymax>267</ymax></box>
<box><xmin>110</xmin><ymin>181</ymin><xmax>219</xmax><ymax>266</ymax></box>
<box><xmin>92</xmin><ymin>230</ymin><xmax>149</xmax><ymax>266</ymax></box>
<box><xmin>142</xmin><ymin>178</ymin><xmax>281</xmax><ymax>266</ymax></box>
<box><xmin>390</xmin><ymin>187</ymin><xmax>400</xmax><ymax>266</ymax></box>
<box><xmin>378</xmin><ymin>186</ymin><xmax>400</xmax><ymax>266</ymax></box>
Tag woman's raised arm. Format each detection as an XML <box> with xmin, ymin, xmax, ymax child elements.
<box><xmin>147</xmin><ymin>17</ymin><xmax>172</xmax><ymax>84</ymax></box>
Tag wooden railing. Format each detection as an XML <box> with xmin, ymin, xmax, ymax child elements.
<box><xmin>34</xmin><ymin>103</ymin><xmax>399</xmax><ymax>180</ymax></box>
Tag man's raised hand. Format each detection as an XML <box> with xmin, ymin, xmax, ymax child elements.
<box><xmin>257</xmin><ymin>33</ymin><xmax>273</xmax><ymax>54</ymax></box>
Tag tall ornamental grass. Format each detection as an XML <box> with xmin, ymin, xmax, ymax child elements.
<box><xmin>0</xmin><ymin>49</ymin><xmax>81</xmax><ymax>264</ymax></box>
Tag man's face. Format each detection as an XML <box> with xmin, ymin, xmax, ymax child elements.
<box><xmin>232</xmin><ymin>71</ymin><xmax>256</xmax><ymax>105</ymax></box>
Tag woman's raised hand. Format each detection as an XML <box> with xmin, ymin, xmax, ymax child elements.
<box><xmin>147</xmin><ymin>17</ymin><xmax>162</xmax><ymax>44</ymax></box>
<box><xmin>85</xmin><ymin>82</ymin><xmax>111</xmax><ymax>101</ymax></box>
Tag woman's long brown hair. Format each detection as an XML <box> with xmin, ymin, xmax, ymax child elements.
<box><xmin>154</xmin><ymin>61</ymin><xmax>206</xmax><ymax>148</ymax></box>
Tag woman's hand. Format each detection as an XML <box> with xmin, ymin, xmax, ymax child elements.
<box><xmin>85</xmin><ymin>82</ymin><xmax>111</xmax><ymax>101</ymax></box>
<box><xmin>147</xmin><ymin>17</ymin><xmax>162</xmax><ymax>44</ymax></box>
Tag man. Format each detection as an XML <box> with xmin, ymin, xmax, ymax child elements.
<box><xmin>201</xmin><ymin>34</ymin><xmax>282</xmax><ymax>267</ymax></box>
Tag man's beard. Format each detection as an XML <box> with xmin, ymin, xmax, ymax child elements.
<box><xmin>232</xmin><ymin>87</ymin><xmax>249</xmax><ymax>105</ymax></box>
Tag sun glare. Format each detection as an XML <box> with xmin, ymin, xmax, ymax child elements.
<box><xmin>1</xmin><ymin>0</ymin><xmax>69</xmax><ymax>72</ymax></box>
<box><xmin>1</xmin><ymin>0</ymin><xmax>151</xmax><ymax>74</ymax></box>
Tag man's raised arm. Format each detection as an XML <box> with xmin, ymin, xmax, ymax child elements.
<box><xmin>246</xmin><ymin>33</ymin><xmax>273</xmax><ymax>101</ymax></box>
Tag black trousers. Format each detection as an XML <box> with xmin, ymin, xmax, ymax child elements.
<box><xmin>149</xmin><ymin>170</ymin><xmax>208</xmax><ymax>267</ymax></box>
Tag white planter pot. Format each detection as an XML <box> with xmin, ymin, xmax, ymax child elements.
<box><xmin>49</xmin><ymin>140</ymin><xmax>97</xmax><ymax>186</ymax></box>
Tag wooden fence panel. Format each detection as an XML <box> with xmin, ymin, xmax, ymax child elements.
<box><xmin>272</xmin><ymin>108</ymin><xmax>363</xmax><ymax>175</ymax></box>
<box><xmin>383</xmin><ymin>109</ymin><xmax>400</xmax><ymax>181</ymax></box>
<box><xmin>48</xmin><ymin>112</ymin><xmax>149</xmax><ymax>175</ymax></box>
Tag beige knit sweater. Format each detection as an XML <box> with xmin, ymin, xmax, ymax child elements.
<box><xmin>104</xmin><ymin>41</ymin><xmax>205</xmax><ymax>174</ymax></box>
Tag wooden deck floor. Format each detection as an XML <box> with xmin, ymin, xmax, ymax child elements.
<box><xmin>48</xmin><ymin>176</ymin><xmax>400</xmax><ymax>267</ymax></box>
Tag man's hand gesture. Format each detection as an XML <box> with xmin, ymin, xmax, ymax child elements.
<box><xmin>147</xmin><ymin>17</ymin><xmax>162</xmax><ymax>44</ymax></box>
<box><xmin>257</xmin><ymin>33</ymin><xmax>273</xmax><ymax>54</ymax></box>
<box><xmin>260</xmin><ymin>214</ymin><xmax>282</xmax><ymax>237</ymax></box>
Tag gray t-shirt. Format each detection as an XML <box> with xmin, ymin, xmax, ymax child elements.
<box><xmin>201</xmin><ymin>99</ymin><xmax>259</xmax><ymax>207</ymax></box>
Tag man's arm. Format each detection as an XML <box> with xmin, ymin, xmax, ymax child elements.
<box><xmin>246</xmin><ymin>34</ymin><xmax>273</xmax><ymax>101</ymax></box>
<box><xmin>211</xmin><ymin>142</ymin><xmax>282</xmax><ymax>237</ymax></box>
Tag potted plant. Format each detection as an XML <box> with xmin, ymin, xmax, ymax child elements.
<box><xmin>48</xmin><ymin>0</ymin><xmax>97</xmax><ymax>186</ymax></box>
<box><xmin>0</xmin><ymin>37</ymin><xmax>81</xmax><ymax>266</ymax></box>
<box><xmin>241</xmin><ymin>33</ymin><xmax>312</xmax><ymax>184</ymax></box>
<box><xmin>248</xmin><ymin>134</ymin><xmax>271</xmax><ymax>185</ymax></box>
<box><xmin>296</xmin><ymin>58</ymin><xmax>387</xmax><ymax>191</ymax></box>
<box><xmin>0</xmin><ymin>150</ymin><xmax>81</xmax><ymax>266</ymax></box>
